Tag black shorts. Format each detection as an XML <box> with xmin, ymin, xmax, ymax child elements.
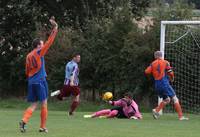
<box><xmin>111</xmin><ymin>107</ymin><xmax>127</xmax><ymax>118</ymax></box>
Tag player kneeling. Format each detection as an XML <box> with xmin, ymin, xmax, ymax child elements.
<box><xmin>84</xmin><ymin>92</ymin><xmax>142</xmax><ymax>120</ymax></box>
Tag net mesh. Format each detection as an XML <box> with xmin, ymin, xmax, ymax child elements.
<box><xmin>164</xmin><ymin>24</ymin><xmax>200</xmax><ymax>114</ymax></box>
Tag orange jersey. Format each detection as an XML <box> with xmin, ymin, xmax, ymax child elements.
<box><xmin>26</xmin><ymin>28</ymin><xmax>58</xmax><ymax>78</ymax></box>
<box><xmin>145</xmin><ymin>59</ymin><xmax>174</xmax><ymax>80</ymax></box>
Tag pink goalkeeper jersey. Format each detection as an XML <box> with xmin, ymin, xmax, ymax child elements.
<box><xmin>112</xmin><ymin>98</ymin><xmax>142</xmax><ymax>119</ymax></box>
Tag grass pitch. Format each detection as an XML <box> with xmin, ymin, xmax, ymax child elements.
<box><xmin>0</xmin><ymin>109</ymin><xmax>199</xmax><ymax>137</ymax></box>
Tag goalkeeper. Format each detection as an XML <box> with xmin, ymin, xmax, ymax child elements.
<box><xmin>145</xmin><ymin>51</ymin><xmax>188</xmax><ymax>121</ymax></box>
<box><xmin>84</xmin><ymin>92</ymin><xmax>142</xmax><ymax>119</ymax></box>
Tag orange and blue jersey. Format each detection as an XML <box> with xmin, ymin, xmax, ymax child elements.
<box><xmin>26</xmin><ymin>28</ymin><xmax>58</xmax><ymax>83</ymax></box>
<box><xmin>145</xmin><ymin>59</ymin><xmax>176</xmax><ymax>98</ymax></box>
<box><xmin>26</xmin><ymin>28</ymin><xmax>58</xmax><ymax>102</ymax></box>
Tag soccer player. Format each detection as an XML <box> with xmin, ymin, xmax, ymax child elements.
<box><xmin>50</xmin><ymin>53</ymin><xmax>81</xmax><ymax>115</ymax></box>
<box><xmin>84</xmin><ymin>92</ymin><xmax>142</xmax><ymax>119</ymax></box>
<box><xmin>19</xmin><ymin>17</ymin><xmax>58</xmax><ymax>133</ymax></box>
<box><xmin>145</xmin><ymin>51</ymin><xmax>188</xmax><ymax>120</ymax></box>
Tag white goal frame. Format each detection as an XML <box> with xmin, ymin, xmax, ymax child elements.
<box><xmin>159</xmin><ymin>21</ymin><xmax>200</xmax><ymax>114</ymax></box>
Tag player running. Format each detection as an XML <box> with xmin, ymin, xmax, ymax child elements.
<box><xmin>51</xmin><ymin>53</ymin><xmax>81</xmax><ymax>116</ymax></box>
<box><xmin>84</xmin><ymin>92</ymin><xmax>142</xmax><ymax>119</ymax></box>
<box><xmin>19</xmin><ymin>17</ymin><xmax>58</xmax><ymax>133</ymax></box>
<box><xmin>145</xmin><ymin>51</ymin><xmax>188</xmax><ymax>120</ymax></box>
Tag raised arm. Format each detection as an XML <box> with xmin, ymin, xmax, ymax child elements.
<box><xmin>40</xmin><ymin>17</ymin><xmax>58</xmax><ymax>56</ymax></box>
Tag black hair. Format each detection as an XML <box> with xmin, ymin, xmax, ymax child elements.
<box><xmin>124</xmin><ymin>92</ymin><xmax>133</xmax><ymax>99</ymax></box>
<box><xmin>32</xmin><ymin>38</ymin><xmax>41</xmax><ymax>48</ymax></box>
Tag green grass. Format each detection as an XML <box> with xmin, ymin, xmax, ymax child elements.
<box><xmin>0</xmin><ymin>109</ymin><xmax>199</xmax><ymax>137</ymax></box>
<box><xmin>0</xmin><ymin>99</ymin><xmax>199</xmax><ymax>137</ymax></box>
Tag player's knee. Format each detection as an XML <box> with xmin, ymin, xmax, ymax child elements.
<box><xmin>164</xmin><ymin>97</ymin><xmax>171</xmax><ymax>104</ymax></box>
<box><xmin>172</xmin><ymin>96</ymin><xmax>179</xmax><ymax>104</ymax></box>
<box><xmin>30</xmin><ymin>102</ymin><xmax>38</xmax><ymax>111</ymax></box>
<box><xmin>74</xmin><ymin>94</ymin><xmax>80</xmax><ymax>102</ymax></box>
<box><xmin>41</xmin><ymin>100</ymin><xmax>47</xmax><ymax>108</ymax></box>
<box><xmin>111</xmin><ymin>110</ymin><xmax>118</xmax><ymax>115</ymax></box>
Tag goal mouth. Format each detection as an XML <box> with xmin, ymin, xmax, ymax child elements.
<box><xmin>160</xmin><ymin>21</ymin><xmax>200</xmax><ymax>114</ymax></box>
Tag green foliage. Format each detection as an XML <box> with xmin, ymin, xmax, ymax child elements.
<box><xmin>0</xmin><ymin>0</ymin><xmax>40</xmax><ymax>96</ymax></box>
<box><xmin>189</xmin><ymin>0</ymin><xmax>200</xmax><ymax>9</ymax></box>
<box><xmin>0</xmin><ymin>0</ymin><xmax>195</xmax><ymax>107</ymax></box>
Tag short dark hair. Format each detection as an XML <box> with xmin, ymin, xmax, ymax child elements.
<box><xmin>72</xmin><ymin>53</ymin><xmax>80</xmax><ymax>58</ymax></box>
<box><xmin>32</xmin><ymin>38</ymin><xmax>41</xmax><ymax>48</ymax></box>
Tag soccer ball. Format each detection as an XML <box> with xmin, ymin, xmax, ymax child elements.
<box><xmin>102</xmin><ymin>92</ymin><xmax>113</xmax><ymax>101</ymax></box>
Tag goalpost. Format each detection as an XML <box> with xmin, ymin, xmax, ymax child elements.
<box><xmin>159</xmin><ymin>21</ymin><xmax>200</xmax><ymax>114</ymax></box>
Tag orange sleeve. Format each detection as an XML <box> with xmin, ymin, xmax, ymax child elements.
<box><xmin>25</xmin><ymin>57</ymin><xmax>29</xmax><ymax>77</ymax></box>
<box><xmin>145</xmin><ymin>65</ymin><xmax>152</xmax><ymax>75</ymax></box>
<box><xmin>40</xmin><ymin>28</ymin><xmax>58</xmax><ymax>56</ymax></box>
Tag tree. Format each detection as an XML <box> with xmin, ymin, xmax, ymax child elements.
<box><xmin>0</xmin><ymin>0</ymin><xmax>41</xmax><ymax>96</ymax></box>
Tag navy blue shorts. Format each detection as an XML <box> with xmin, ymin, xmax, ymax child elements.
<box><xmin>27</xmin><ymin>80</ymin><xmax>48</xmax><ymax>102</ymax></box>
<box><xmin>155</xmin><ymin>81</ymin><xmax>176</xmax><ymax>99</ymax></box>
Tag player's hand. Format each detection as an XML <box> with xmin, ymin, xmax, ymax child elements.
<box><xmin>108</xmin><ymin>101</ymin><xmax>113</xmax><ymax>105</ymax></box>
<box><xmin>49</xmin><ymin>16</ymin><xmax>58</xmax><ymax>29</ymax></box>
<box><xmin>170</xmin><ymin>76</ymin><xmax>174</xmax><ymax>83</ymax></box>
<box><xmin>70</xmin><ymin>82</ymin><xmax>75</xmax><ymax>87</ymax></box>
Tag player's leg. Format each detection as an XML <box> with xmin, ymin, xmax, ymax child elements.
<box><xmin>155</xmin><ymin>95</ymin><xmax>170</xmax><ymax>113</ymax></box>
<box><xmin>55</xmin><ymin>85</ymin><xmax>70</xmax><ymax>100</ymax></box>
<box><xmin>69</xmin><ymin>94</ymin><xmax>80</xmax><ymax>115</ymax></box>
<box><xmin>171</xmin><ymin>95</ymin><xmax>189</xmax><ymax>120</ymax></box>
<box><xmin>69</xmin><ymin>86</ymin><xmax>80</xmax><ymax>115</ymax></box>
<box><xmin>38</xmin><ymin>80</ymin><xmax>49</xmax><ymax>133</ymax></box>
<box><xmin>107</xmin><ymin>110</ymin><xmax>118</xmax><ymax>118</ymax></box>
<box><xmin>85</xmin><ymin>109</ymin><xmax>111</xmax><ymax>118</ymax></box>
<box><xmin>20</xmin><ymin>83</ymin><xmax>38</xmax><ymax>132</ymax></box>
<box><xmin>167</xmin><ymin>85</ymin><xmax>188</xmax><ymax>120</ymax></box>
<box><xmin>152</xmin><ymin>82</ymin><xmax>172</xmax><ymax>119</ymax></box>
<box><xmin>39</xmin><ymin>99</ymin><xmax>48</xmax><ymax>133</ymax></box>
<box><xmin>20</xmin><ymin>103</ymin><xmax>38</xmax><ymax>132</ymax></box>
<box><xmin>152</xmin><ymin>96</ymin><xmax>170</xmax><ymax>119</ymax></box>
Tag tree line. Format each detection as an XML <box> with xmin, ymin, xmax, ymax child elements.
<box><xmin>0</xmin><ymin>0</ymin><xmax>196</xmax><ymax>107</ymax></box>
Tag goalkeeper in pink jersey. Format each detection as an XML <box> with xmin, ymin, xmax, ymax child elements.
<box><xmin>84</xmin><ymin>92</ymin><xmax>142</xmax><ymax>119</ymax></box>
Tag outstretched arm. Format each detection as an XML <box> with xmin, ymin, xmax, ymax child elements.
<box><xmin>109</xmin><ymin>99</ymin><xmax>124</xmax><ymax>107</ymax></box>
<box><xmin>40</xmin><ymin>17</ymin><xmax>58</xmax><ymax>56</ymax></box>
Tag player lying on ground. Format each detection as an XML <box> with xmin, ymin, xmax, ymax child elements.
<box><xmin>145</xmin><ymin>51</ymin><xmax>188</xmax><ymax>121</ymax></box>
<box><xmin>51</xmin><ymin>53</ymin><xmax>81</xmax><ymax>115</ymax></box>
<box><xmin>19</xmin><ymin>17</ymin><xmax>58</xmax><ymax>133</ymax></box>
<box><xmin>84</xmin><ymin>92</ymin><xmax>142</xmax><ymax>119</ymax></box>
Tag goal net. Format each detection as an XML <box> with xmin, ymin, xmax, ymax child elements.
<box><xmin>160</xmin><ymin>21</ymin><xmax>200</xmax><ymax>114</ymax></box>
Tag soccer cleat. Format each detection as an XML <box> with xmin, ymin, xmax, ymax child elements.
<box><xmin>69</xmin><ymin>111</ymin><xmax>74</xmax><ymax>116</ymax></box>
<box><xmin>50</xmin><ymin>90</ymin><xmax>60</xmax><ymax>97</ymax></box>
<box><xmin>39</xmin><ymin>128</ymin><xmax>48</xmax><ymax>133</ymax></box>
<box><xmin>152</xmin><ymin>109</ymin><xmax>160</xmax><ymax>119</ymax></box>
<box><xmin>99</xmin><ymin>116</ymin><xmax>107</xmax><ymax>118</ymax></box>
<box><xmin>130</xmin><ymin>116</ymin><xmax>138</xmax><ymax>120</ymax></box>
<box><xmin>19</xmin><ymin>121</ymin><xmax>26</xmax><ymax>133</ymax></box>
<box><xmin>83</xmin><ymin>115</ymin><xmax>92</xmax><ymax>118</ymax></box>
<box><xmin>179</xmin><ymin>116</ymin><xmax>189</xmax><ymax>121</ymax></box>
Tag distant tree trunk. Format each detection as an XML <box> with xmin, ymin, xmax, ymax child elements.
<box><xmin>92</xmin><ymin>88</ymin><xmax>96</xmax><ymax>101</ymax></box>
